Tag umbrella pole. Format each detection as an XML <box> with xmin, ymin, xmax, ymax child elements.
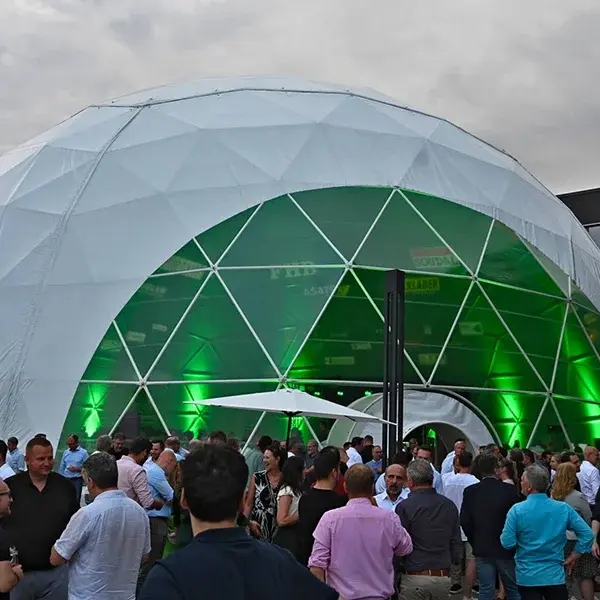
<box><xmin>285</xmin><ymin>413</ymin><xmax>293</xmax><ymax>448</ymax></box>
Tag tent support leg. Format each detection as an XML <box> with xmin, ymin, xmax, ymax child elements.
<box><xmin>241</xmin><ymin>411</ymin><xmax>266</xmax><ymax>454</ymax></box>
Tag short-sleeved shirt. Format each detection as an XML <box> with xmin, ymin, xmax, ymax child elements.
<box><xmin>298</xmin><ymin>487</ymin><xmax>346</xmax><ymax>566</ymax></box>
<box><xmin>138</xmin><ymin>527</ymin><xmax>337</xmax><ymax>600</ymax></box>
<box><xmin>277</xmin><ymin>485</ymin><xmax>300</xmax><ymax>517</ymax></box>
<box><xmin>54</xmin><ymin>490</ymin><xmax>150</xmax><ymax>600</ymax></box>
<box><xmin>6</xmin><ymin>472</ymin><xmax>79</xmax><ymax>571</ymax></box>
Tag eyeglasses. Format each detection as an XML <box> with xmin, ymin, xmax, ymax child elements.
<box><xmin>0</xmin><ymin>492</ymin><xmax>12</xmax><ymax>499</ymax></box>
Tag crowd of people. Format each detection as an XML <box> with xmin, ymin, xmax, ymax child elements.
<box><xmin>0</xmin><ymin>430</ymin><xmax>598</xmax><ymax>600</ymax></box>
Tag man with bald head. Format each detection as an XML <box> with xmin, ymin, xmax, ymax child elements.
<box><xmin>375</xmin><ymin>464</ymin><xmax>409</xmax><ymax>511</ymax></box>
<box><xmin>138</xmin><ymin>450</ymin><xmax>178</xmax><ymax>592</ymax></box>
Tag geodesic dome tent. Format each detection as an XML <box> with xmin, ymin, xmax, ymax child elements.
<box><xmin>1</xmin><ymin>76</ymin><xmax>600</xmax><ymax>451</ymax></box>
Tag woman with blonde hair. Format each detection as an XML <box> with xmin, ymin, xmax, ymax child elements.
<box><xmin>551</xmin><ymin>462</ymin><xmax>596</xmax><ymax>600</ymax></box>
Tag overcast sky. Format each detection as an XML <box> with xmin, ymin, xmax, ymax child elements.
<box><xmin>1</xmin><ymin>0</ymin><xmax>599</xmax><ymax>194</ymax></box>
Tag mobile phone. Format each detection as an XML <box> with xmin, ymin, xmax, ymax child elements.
<box><xmin>9</xmin><ymin>546</ymin><xmax>18</xmax><ymax>566</ymax></box>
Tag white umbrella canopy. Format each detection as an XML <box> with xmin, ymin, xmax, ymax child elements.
<box><xmin>185</xmin><ymin>388</ymin><xmax>392</xmax><ymax>447</ymax></box>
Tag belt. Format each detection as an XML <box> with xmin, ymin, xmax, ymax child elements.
<box><xmin>406</xmin><ymin>569</ymin><xmax>449</xmax><ymax>577</ymax></box>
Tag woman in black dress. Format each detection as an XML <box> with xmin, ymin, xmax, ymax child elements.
<box><xmin>244</xmin><ymin>443</ymin><xmax>286</xmax><ymax>542</ymax></box>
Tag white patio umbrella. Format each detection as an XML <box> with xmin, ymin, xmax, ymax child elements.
<box><xmin>185</xmin><ymin>388</ymin><xmax>393</xmax><ymax>450</ymax></box>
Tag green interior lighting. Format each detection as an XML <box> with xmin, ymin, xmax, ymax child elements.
<box><xmin>61</xmin><ymin>187</ymin><xmax>600</xmax><ymax>447</ymax></box>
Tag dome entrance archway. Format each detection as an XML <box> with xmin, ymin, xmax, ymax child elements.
<box><xmin>326</xmin><ymin>390</ymin><xmax>496</xmax><ymax>455</ymax></box>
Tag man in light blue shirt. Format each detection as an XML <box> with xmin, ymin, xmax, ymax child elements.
<box><xmin>365</xmin><ymin>445</ymin><xmax>383</xmax><ymax>478</ymax></box>
<box><xmin>59</xmin><ymin>434</ymin><xmax>89</xmax><ymax>504</ymax></box>
<box><xmin>51</xmin><ymin>452</ymin><xmax>150</xmax><ymax>600</ymax></box>
<box><xmin>7</xmin><ymin>437</ymin><xmax>25</xmax><ymax>472</ymax></box>
<box><xmin>501</xmin><ymin>464</ymin><xmax>594</xmax><ymax>599</ymax></box>
<box><xmin>138</xmin><ymin>450</ymin><xmax>177</xmax><ymax>594</ymax></box>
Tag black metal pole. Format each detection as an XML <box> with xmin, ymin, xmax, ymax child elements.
<box><xmin>383</xmin><ymin>270</ymin><xmax>405</xmax><ymax>464</ymax></box>
<box><xmin>285</xmin><ymin>413</ymin><xmax>293</xmax><ymax>448</ymax></box>
<box><xmin>382</xmin><ymin>293</ymin><xmax>390</xmax><ymax>468</ymax></box>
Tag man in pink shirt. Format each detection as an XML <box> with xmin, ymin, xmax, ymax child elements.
<box><xmin>309</xmin><ymin>464</ymin><xmax>413</xmax><ymax>600</ymax></box>
<box><xmin>117</xmin><ymin>438</ymin><xmax>163</xmax><ymax>510</ymax></box>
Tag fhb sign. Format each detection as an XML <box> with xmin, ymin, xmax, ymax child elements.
<box><xmin>270</xmin><ymin>262</ymin><xmax>317</xmax><ymax>279</ymax></box>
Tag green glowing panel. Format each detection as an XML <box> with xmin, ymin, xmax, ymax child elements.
<box><xmin>553</xmin><ymin>306</ymin><xmax>600</xmax><ymax>402</ymax></box>
<box><xmin>290</xmin><ymin>269</ymin><xmax>427</xmax><ymax>383</ymax></box>
<box><xmin>149</xmin><ymin>382</ymin><xmax>287</xmax><ymax>441</ymax></box>
<box><xmin>152</xmin><ymin>239</ymin><xmax>208</xmax><ymax>275</ymax></box>
<box><xmin>221</xmin><ymin>267</ymin><xmax>345</xmax><ymax>374</ymax></box>
<box><xmin>483</xmin><ymin>283</ymin><xmax>565</xmax><ymax>388</ymax></box>
<box><xmin>114</xmin><ymin>271</ymin><xmax>209</xmax><ymax>378</ymax></box>
<box><xmin>355</xmin><ymin>269</ymin><xmax>471</xmax><ymax>381</ymax></box>
<box><xmin>572</xmin><ymin>292</ymin><xmax>600</xmax><ymax>360</ymax></box>
<box><xmin>220</xmin><ymin>195</ymin><xmax>342</xmax><ymax>267</ymax></box>
<box><xmin>149</xmin><ymin>275</ymin><xmax>279</xmax><ymax>381</ymax></box>
<box><xmin>289</xmin><ymin>270</ymin><xmax>387</xmax><ymax>382</ymax></box>
<box><xmin>60</xmin><ymin>383</ymin><xmax>138</xmax><ymax>449</ymax></box>
<box><xmin>355</xmin><ymin>193</ymin><xmax>469</xmax><ymax>275</ymax></box>
<box><xmin>575</xmin><ymin>400</ymin><xmax>600</xmax><ymax>442</ymax></box>
<box><xmin>478</xmin><ymin>221</ymin><xmax>566</xmax><ymax>296</ymax></box>
<box><xmin>196</xmin><ymin>206</ymin><xmax>255</xmax><ymax>264</ymax></box>
<box><xmin>402</xmin><ymin>190</ymin><xmax>492</xmax><ymax>273</ymax></box>
<box><xmin>115</xmin><ymin>388</ymin><xmax>166</xmax><ymax>440</ymax></box>
<box><xmin>292</xmin><ymin>187</ymin><xmax>391</xmax><ymax>261</ymax></box>
<box><xmin>434</xmin><ymin>285</ymin><xmax>546</xmax><ymax>392</ymax></box>
<box><xmin>527</xmin><ymin>398</ymin><xmax>569</xmax><ymax>450</ymax></box>
<box><xmin>472</xmin><ymin>392</ymin><xmax>547</xmax><ymax>448</ymax></box>
<box><xmin>553</xmin><ymin>397</ymin><xmax>599</xmax><ymax>446</ymax></box>
<box><xmin>81</xmin><ymin>323</ymin><xmax>138</xmax><ymax>381</ymax></box>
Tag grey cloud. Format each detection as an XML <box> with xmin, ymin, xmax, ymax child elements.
<box><xmin>1</xmin><ymin>0</ymin><xmax>599</xmax><ymax>193</ymax></box>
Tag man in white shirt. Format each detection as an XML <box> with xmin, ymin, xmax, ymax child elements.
<box><xmin>442</xmin><ymin>451</ymin><xmax>479</xmax><ymax>597</ymax></box>
<box><xmin>375</xmin><ymin>464</ymin><xmax>409</xmax><ymax>511</ymax></box>
<box><xmin>441</xmin><ymin>439</ymin><xmax>467</xmax><ymax>476</ymax></box>
<box><xmin>0</xmin><ymin>441</ymin><xmax>15</xmax><ymax>480</ymax></box>
<box><xmin>577</xmin><ymin>446</ymin><xmax>599</xmax><ymax>509</ymax></box>
<box><xmin>346</xmin><ymin>437</ymin><xmax>364</xmax><ymax>468</ymax></box>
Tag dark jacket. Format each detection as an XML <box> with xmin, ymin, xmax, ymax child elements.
<box><xmin>396</xmin><ymin>488</ymin><xmax>462</xmax><ymax>571</ymax></box>
<box><xmin>461</xmin><ymin>477</ymin><xmax>519</xmax><ymax>560</ymax></box>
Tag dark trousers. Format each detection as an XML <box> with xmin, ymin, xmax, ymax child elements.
<box><xmin>70</xmin><ymin>477</ymin><xmax>84</xmax><ymax>505</ymax></box>
<box><xmin>517</xmin><ymin>585</ymin><xmax>568</xmax><ymax>600</ymax></box>
<box><xmin>137</xmin><ymin>517</ymin><xmax>169</xmax><ymax>596</ymax></box>
<box><xmin>10</xmin><ymin>565</ymin><xmax>67</xmax><ymax>600</ymax></box>
<box><xmin>476</xmin><ymin>557</ymin><xmax>520</xmax><ymax>600</ymax></box>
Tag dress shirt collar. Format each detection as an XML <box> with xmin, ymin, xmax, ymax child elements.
<box><xmin>378</xmin><ymin>490</ymin><xmax>405</xmax><ymax>503</ymax></box>
<box><xmin>525</xmin><ymin>492</ymin><xmax>549</xmax><ymax>501</ymax></box>
<box><xmin>347</xmin><ymin>496</ymin><xmax>374</xmax><ymax>507</ymax></box>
